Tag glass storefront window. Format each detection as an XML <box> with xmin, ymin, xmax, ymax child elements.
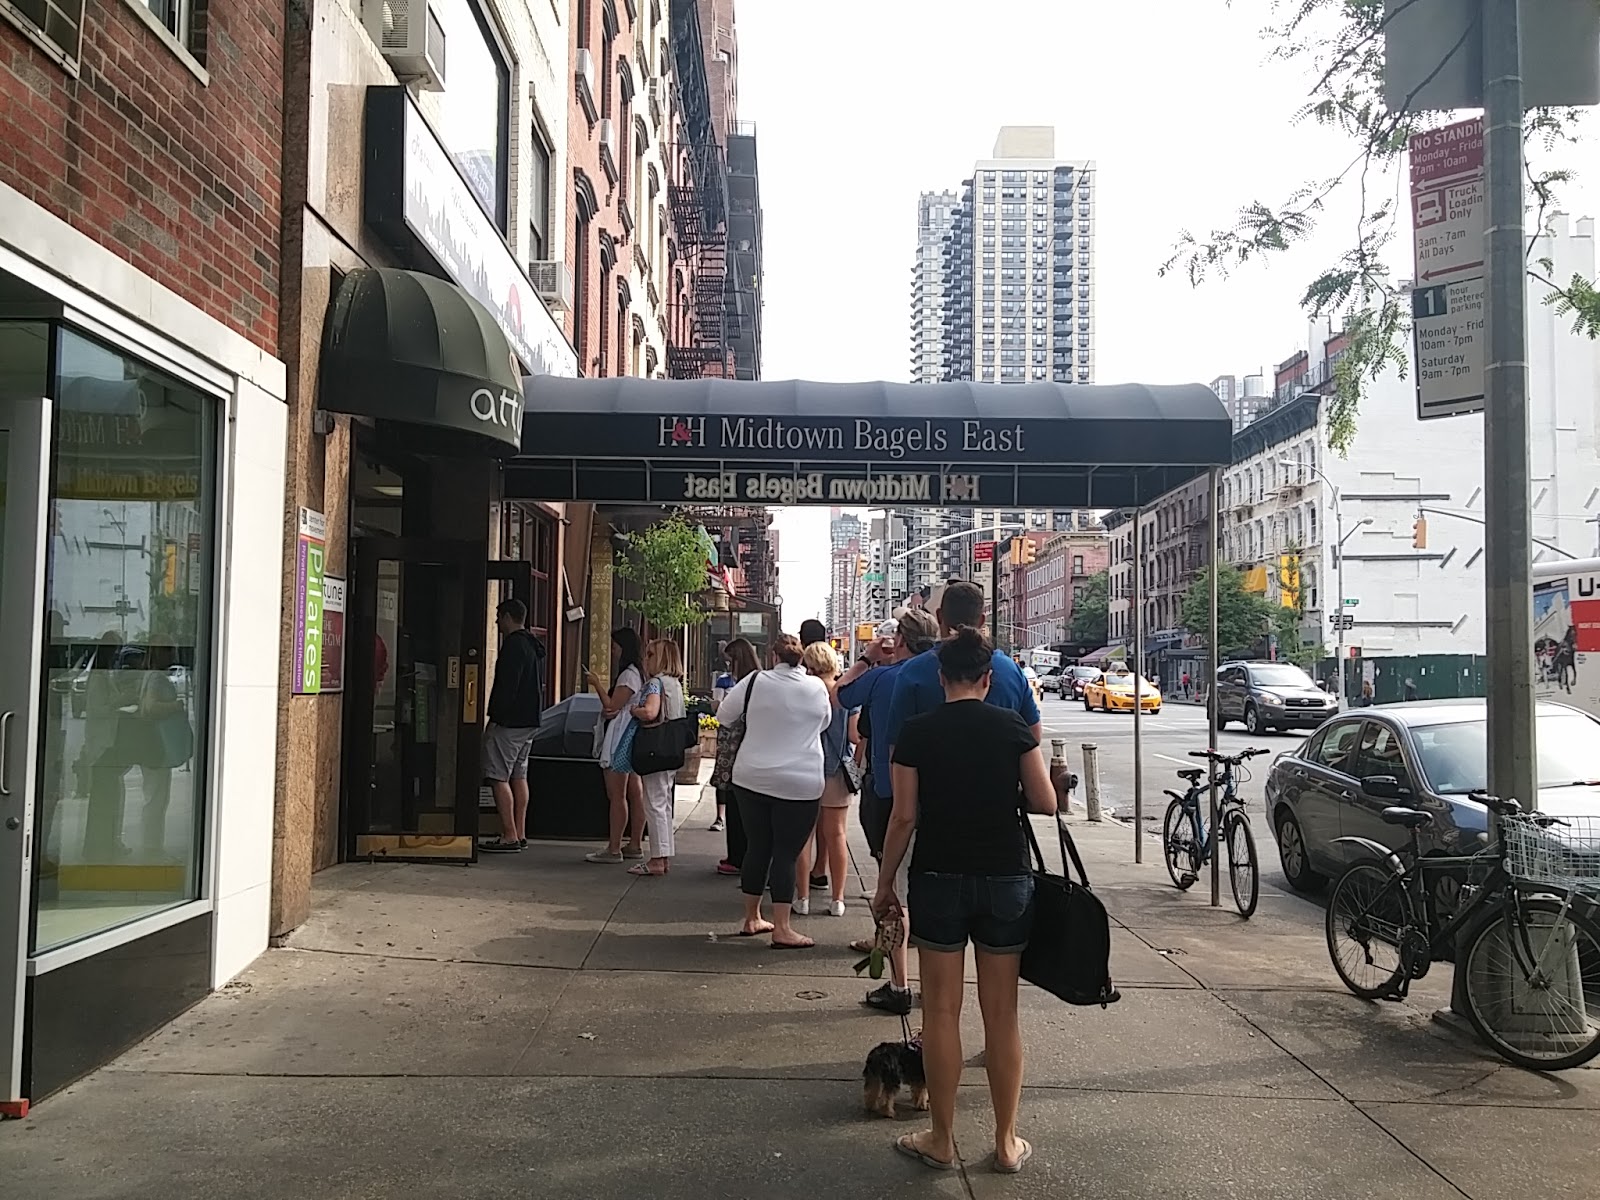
<box><xmin>32</xmin><ymin>329</ymin><xmax>216</xmax><ymax>953</ymax></box>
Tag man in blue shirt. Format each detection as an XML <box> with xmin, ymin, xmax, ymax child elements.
<box><xmin>835</xmin><ymin>608</ymin><xmax>939</xmax><ymax>1014</ymax></box>
<box><xmin>884</xmin><ymin>580</ymin><xmax>1043</xmax><ymax>750</ymax></box>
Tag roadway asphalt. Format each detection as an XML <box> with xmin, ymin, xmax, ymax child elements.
<box><xmin>1036</xmin><ymin>693</ymin><xmax>1314</xmax><ymax>896</ymax></box>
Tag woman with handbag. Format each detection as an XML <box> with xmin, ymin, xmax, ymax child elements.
<box><xmin>715</xmin><ymin>638</ymin><xmax>761</xmax><ymax>876</ymax></box>
<box><xmin>584</xmin><ymin>628</ymin><xmax>648</xmax><ymax>864</ymax></box>
<box><xmin>625</xmin><ymin>639</ymin><xmax>687</xmax><ymax>877</ymax></box>
<box><xmin>793</xmin><ymin>640</ymin><xmax>855</xmax><ymax>918</ymax></box>
<box><xmin>872</xmin><ymin>626</ymin><xmax>1057</xmax><ymax>1176</ymax></box>
<box><xmin>715</xmin><ymin>634</ymin><xmax>831</xmax><ymax>947</ymax></box>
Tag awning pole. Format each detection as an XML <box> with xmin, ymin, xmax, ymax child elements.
<box><xmin>1132</xmin><ymin>505</ymin><xmax>1144</xmax><ymax>863</ymax></box>
<box><xmin>1208</xmin><ymin>468</ymin><xmax>1222</xmax><ymax>908</ymax></box>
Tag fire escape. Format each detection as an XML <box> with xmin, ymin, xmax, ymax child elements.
<box><xmin>666</xmin><ymin>0</ymin><xmax>731</xmax><ymax>379</ymax></box>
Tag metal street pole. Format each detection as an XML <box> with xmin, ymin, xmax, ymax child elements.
<box><xmin>1334</xmin><ymin>503</ymin><xmax>1345</xmax><ymax>704</ymax></box>
<box><xmin>1207</xmin><ymin>469</ymin><xmax>1221</xmax><ymax>907</ymax></box>
<box><xmin>1132</xmin><ymin>507</ymin><xmax>1144</xmax><ymax>863</ymax></box>
<box><xmin>1482</xmin><ymin>0</ymin><xmax>1538</xmax><ymax>815</ymax></box>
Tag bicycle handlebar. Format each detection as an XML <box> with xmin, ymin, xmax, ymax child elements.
<box><xmin>1469</xmin><ymin>791</ymin><xmax>1523</xmax><ymax>817</ymax></box>
<box><xmin>1188</xmin><ymin>747</ymin><xmax>1271</xmax><ymax>765</ymax></box>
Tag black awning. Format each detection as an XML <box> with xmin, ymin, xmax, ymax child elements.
<box><xmin>320</xmin><ymin>268</ymin><xmax>525</xmax><ymax>455</ymax></box>
<box><xmin>510</xmin><ymin>377</ymin><xmax>1232</xmax><ymax>508</ymax></box>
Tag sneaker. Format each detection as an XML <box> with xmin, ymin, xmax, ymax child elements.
<box><xmin>709</xmin><ymin>818</ymin><xmax>725</xmax><ymax>832</ymax></box>
<box><xmin>716</xmin><ymin>860</ymin><xmax>741</xmax><ymax>876</ymax></box>
<box><xmin>863</xmin><ymin>983</ymin><xmax>913</xmax><ymax>1015</ymax></box>
<box><xmin>479</xmin><ymin>838</ymin><xmax>522</xmax><ymax>854</ymax></box>
<box><xmin>584</xmin><ymin>850</ymin><xmax>624</xmax><ymax>864</ymax></box>
<box><xmin>792</xmin><ymin>897</ymin><xmax>810</xmax><ymax>916</ymax></box>
<box><xmin>829</xmin><ymin>900</ymin><xmax>846</xmax><ymax>918</ymax></box>
<box><xmin>519</xmin><ymin>839</ymin><xmax>528</xmax><ymax>849</ymax></box>
<box><xmin>810</xmin><ymin>874</ymin><xmax>828</xmax><ymax>890</ymax></box>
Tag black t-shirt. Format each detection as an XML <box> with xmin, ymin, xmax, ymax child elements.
<box><xmin>892</xmin><ymin>699</ymin><xmax>1039</xmax><ymax>875</ymax></box>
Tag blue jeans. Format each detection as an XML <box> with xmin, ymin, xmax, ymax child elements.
<box><xmin>908</xmin><ymin>872</ymin><xmax>1035</xmax><ymax>955</ymax></box>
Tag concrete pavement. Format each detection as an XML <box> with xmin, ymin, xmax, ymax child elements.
<box><xmin>2</xmin><ymin>765</ymin><xmax>1595</xmax><ymax>1200</ymax></box>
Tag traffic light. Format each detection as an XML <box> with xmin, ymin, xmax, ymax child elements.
<box><xmin>1018</xmin><ymin>539</ymin><xmax>1037</xmax><ymax>566</ymax></box>
<box><xmin>1411</xmin><ymin>516</ymin><xmax>1428</xmax><ymax>550</ymax></box>
<box><xmin>856</xmin><ymin>555</ymin><xmax>868</xmax><ymax>577</ymax></box>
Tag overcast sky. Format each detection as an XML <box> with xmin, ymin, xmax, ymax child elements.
<box><xmin>729</xmin><ymin>0</ymin><xmax>1597</xmax><ymax>627</ymax></box>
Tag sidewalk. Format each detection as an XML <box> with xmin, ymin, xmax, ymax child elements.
<box><xmin>2</xmin><ymin>780</ymin><xmax>1595</xmax><ymax>1199</ymax></box>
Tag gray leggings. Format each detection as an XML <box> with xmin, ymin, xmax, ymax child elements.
<box><xmin>734</xmin><ymin>785</ymin><xmax>819</xmax><ymax>905</ymax></box>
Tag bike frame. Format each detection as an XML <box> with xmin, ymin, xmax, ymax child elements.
<box><xmin>1174</xmin><ymin>763</ymin><xmax>1243</xmax><ymax>864</ymax></box>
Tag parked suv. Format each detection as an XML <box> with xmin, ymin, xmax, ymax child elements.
<box><xmin>1215</xmin><ymin>661</ymin><xmax>1337</xmax><ymax>735</ymax></box>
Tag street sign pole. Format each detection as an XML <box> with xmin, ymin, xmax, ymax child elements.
<box><xmin>1482</xmin><ymin>0</ymin><xmax>1538</xmax><ymax>818</ymax></box>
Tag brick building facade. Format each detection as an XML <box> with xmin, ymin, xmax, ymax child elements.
<box><xmin>1</xmin><ymin>0</ymin><xmax>289</xmax><ymax>1108</ymax></box>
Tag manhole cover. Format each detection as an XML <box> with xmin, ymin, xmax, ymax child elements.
<box><xmin>795</xmin><ymin>990</ymin><xmax>828</xmax><ymax>1001</ymax></box>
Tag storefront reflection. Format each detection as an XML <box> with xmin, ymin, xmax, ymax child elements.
<box><xmin>32</xmin><ymin>329</ymin><xmax>213</xmax><ymax>953</ymax></box>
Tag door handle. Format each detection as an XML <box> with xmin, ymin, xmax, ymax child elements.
<box><xmin>0</xmin><ymin>710</ymin><xmax>12</xmax><ymax>796</ymax></box>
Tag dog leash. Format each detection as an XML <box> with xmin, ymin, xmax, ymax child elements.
<box><xmin>900</xmin><ymin>1011</ymin><xmax>915</xmax><ymax>1047</ymax></box>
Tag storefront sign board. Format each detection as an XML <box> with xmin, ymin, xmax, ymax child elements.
<box><xmin>293</xmin><ymin>507</ymin><xmax>327</xmax><ymax>695</ymax></box>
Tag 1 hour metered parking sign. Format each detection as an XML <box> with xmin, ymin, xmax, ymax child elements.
<box><xmin>1410</xmin><ymin>117</ymin><xmax>1486</xmax><ymax>420</ymax></box>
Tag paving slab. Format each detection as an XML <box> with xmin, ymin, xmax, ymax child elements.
<box><xmin>288</xmin><ymin>861</ymin><xmax>622</xmax><ymax>969</ymax></box>
<box><xmin>958</xmin><ymin>1089</ymin><xmax>1465</xmax><ymax>1200</ymax></box>
<box><xmin>1364</xmin><ymin>1100</ymin><xmax>1600</xmax><ymax>1199</ymax></box>
<box><xmin>1222</xmin><ymin>988</ymin><xmax>1600</xmax><ymax>1107</ymax></box>
<box><xmin>111</xmin><ymin>948</ymin><xmax>569</xmax><ymax>1077</ymax></box>
<box><xmin>1015</xmin><ymin>985</ymin><xmax>1334</xmax><ymax>1099</ymax></box>
<box><xmin>0</xmin><ymin>1073</ymin><xmax>977</xmax><ymax>1200</ymax></box>
<box><xmin>1113</xmin><ymin>921</ymin><xmax>1349</xmax><ymax>990</ymax></box>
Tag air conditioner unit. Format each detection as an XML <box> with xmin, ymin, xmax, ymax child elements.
<box><xmin>363</xmin><ymin>0</ymin><xmax>446</xmax><ymax>91</ymax></box>
<box><xmin>574</xmin><ymin>48</ymin><xmax>597</xmax><ymax>117</ymax></box>
<box><xmin>598</xmin><ymin>118</ymin><xmax>618</xmax><ymax>174</ymax></box>
<box><xmin>529</xmin><ymin>260</ymin><xmax>575</xmax><ymax>313</ymax></box>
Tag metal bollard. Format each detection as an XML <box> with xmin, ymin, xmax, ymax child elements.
<box><xmin>1081</xmin><ymin>742</ymin><xmax>1102</xmax><ymax>823</ymax></box>
<box><xmin>1048</xmin><ymin>739</ymin><xmax>1070</xmax><ymax>813</ymax></box>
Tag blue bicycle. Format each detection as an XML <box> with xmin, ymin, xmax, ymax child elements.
<box><xmin>1161</xmin><ymin>747</ymin><xmax>1270</xmax><ymax>917</ymax></box>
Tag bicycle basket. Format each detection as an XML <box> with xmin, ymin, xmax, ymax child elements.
<box><xmin>1500</xmin><ymin>815</ymin><xmax>1600</xmax><ymax>892</ymax></box>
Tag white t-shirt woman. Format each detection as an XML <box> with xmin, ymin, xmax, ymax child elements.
<box><xmin>716</xmin><ymin>661</ymin><xmax>832</xmax><ymax>801</ymax></box>
<box><xmin>598</xmin><ymin>663</ymin><xmax>644</xmax><ymax>771</ymax></box>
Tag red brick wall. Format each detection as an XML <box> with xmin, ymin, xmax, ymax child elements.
<box><xmin>0</xmin><ymin>4</ymin><xmax>282</xmax><ymax>353</ymax></box>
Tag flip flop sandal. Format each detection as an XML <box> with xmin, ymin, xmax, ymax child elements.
<box><xmin>626</xmin><ymin>863</ymin><xmax>665</xmax><ymax>876</ymax></box>
<box><xmin>993</xmin><ymin>1139</ymin><xmax>1033</xmax><ymax>1175</ymax></box>
<box><xmin>769</xmin><ymin>938</ymin><xmax>815</xmax><ymax>950</ymax></box>
<box><xmin>894</xmin><ymin>1135</ymin><xmax>955</xmax><ymax>1171</ymax></box>
<box><xmin>734</xmin><ymin>927</ymin><xmax>774</xmax><ymax>937</ymax></box>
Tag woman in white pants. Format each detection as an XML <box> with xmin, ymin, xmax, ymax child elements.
<box><xmin>628</xmin><ymin>638</ymin><xmax>687</xmax><ymax>877</ymax></box>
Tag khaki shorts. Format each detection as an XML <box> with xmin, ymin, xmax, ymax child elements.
<box><xmin>482</xmin><ymin>723</ymin><xmax>536</xmax><ymax>782</ymax></box>
<box><xmin>819</xmin><ymin>769</ymin><xmax>853</xmax><ymax>809</ymax></box>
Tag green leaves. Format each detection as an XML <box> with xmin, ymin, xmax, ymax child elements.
<box><xmin>1180</xmin><ymin>564</ymin><xmax>1280</xmax><ymax>659</ymax></box>
<box><xmin>612</xmin><ymin>515</ymin><xmax>713</xmax><ymax>632</ymax></box>
<box><xmin>1172</xmin><ymin>2</ymin><xmax>1597</xmax><ymax>454</ymax></box>
<box><xmin>1069</xmin><ymin>570</ymin><xmax>1110</xmax><ymax>645</ymax></box>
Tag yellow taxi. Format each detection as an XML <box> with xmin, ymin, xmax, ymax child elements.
<box><xmin>1082</xmin><ymin>668</ymin><xmax>1162</xmax><ymax>714</ymax></box>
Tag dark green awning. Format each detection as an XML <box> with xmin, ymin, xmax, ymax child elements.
<box><xmin>320</xmin><ymin>268</ymin><xmax>524</xmax><ymax>455</ymax></box>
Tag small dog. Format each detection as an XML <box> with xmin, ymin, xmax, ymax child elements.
<box><xmin>862</xmin><ymin>1033</ymin><xmax>927</xmax><ymax>1118</ymax></box>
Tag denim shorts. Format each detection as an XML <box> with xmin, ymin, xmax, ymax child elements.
<box><xmin>907</xmin><ymin>872</ymin><xmax>1035</xmax><ymax>955</ymax></box>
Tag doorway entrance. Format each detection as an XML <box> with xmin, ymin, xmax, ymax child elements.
<box><xmin>341</xmin><ymin>538</ymin><xmax>534</xmax><ymax>862</ymax></box>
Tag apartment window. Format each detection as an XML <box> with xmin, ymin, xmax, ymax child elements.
<box><xmin>577</xmin><ymin>0</ymin><xmax>590</xmax><ymax>46</ymax></box>
<box><xmin>130</xmin><ymin>0</ymin><xmax>203</xmax><ymax>62</ymax></box>
<box><xmin>427</xmin><ymin>0</ymin><xmax>512</xmax><ymax>229</ymax></box>
<box><xmin>983</xmin><ymin>204</ymin><xmax>996</xmax><ymax>215</ymax></box>
<box><xmin>572</xmin><ymin>214</ymin><xmax>592</xmax><ymax>371</ymax></box>
<box><xmin>1078</xmin><ymin>222</ymin><xmax>1090</xmax><ymax>235</ymax></box>
<box><xmin>2</xmin><ymin>0</ymin><xmax>85</xmax><ymax>66</ymax></box>
<box><xmin>528</xmin><ymin>125</ymin><xmax>552</xmax><ymax>259</ymax></box>
<box><xmin>1073</xmin><ymin>555</ymin><xmax>1084</xmax><ymax>573</ymax></box>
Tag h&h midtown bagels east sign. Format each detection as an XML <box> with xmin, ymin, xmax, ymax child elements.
<box><xmin>658</xmin><ymin>415</ymin><xmax>1030</xmax><ymax>459</ymax></box>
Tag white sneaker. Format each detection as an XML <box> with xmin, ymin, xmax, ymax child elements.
<box><xmin>829</xmin><ymin>900</ymin><xmax>846</xmax><ymax>918</ymax></box>
<box><xmin>792</xmin><ymin>897</ymin><xmax>810</xmax><ymax>916</ymax></box>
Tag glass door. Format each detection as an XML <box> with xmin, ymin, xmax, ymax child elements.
<box><xmin>0</xmin><ymin>326</ymin><xmax>52</xmax><ymax>1114</ymax></box>
<box><xmin>343</xmin><ymin>538</ymin><xmax>488</xmax><ymax>861</ymax></box>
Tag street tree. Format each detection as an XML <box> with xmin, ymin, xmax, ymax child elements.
<box><xmin>1163</xmin><ymin>0</ymin><xmax>1599</xmax><ymax>453</ymax></box>
<box><xmin>1180</xmin><ymin>564</ymin><xmax>1279</xmax><ymax>658</ymax></box>
<box><xmin>1069</xmin><ymin>569</ymin><xmax>1110</xmax><ymax>645</ymax></box>
<box><xmin>613</xmin><ymin>516</ymin><xmax>713</xmax><ymax>634</ymax></box>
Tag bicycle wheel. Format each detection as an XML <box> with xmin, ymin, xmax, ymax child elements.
<box><xmin>1162</xmin><ymin>798</ymin><xmax>1201</xmax><ymax>890</ymax></box>
<box><xmin>1459</xmin><ymin>896</ymin><xmax>1600</xmax><ymax>1071</ymax></box>
<box><xmin>1325</xmin><ymin>862</ymin><xmax>1414</xmax><ymax>999</ymax></box>
<box><xmin>1225</xmin><ymin>811</ymin><xmax>1259</xmax><ymax>919</ymax></box>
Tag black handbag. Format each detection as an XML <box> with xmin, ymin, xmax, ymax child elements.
<box><xmin>632</xmin><ymin>715</ymin><xmax>694</xmax><ymax>774</ymax></box>
<box><xmin>1020</xmin><ymin>813</ymin><xmax>1121</xmax><ymax>1008</ymax></box>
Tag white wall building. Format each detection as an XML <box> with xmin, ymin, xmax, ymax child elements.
<box><xmin>1221</xmin><ymin>215</ymin><xmax>1600</xmax><ymax>662</ymax></box>
<box><xmin>911</xmin><ymin>191</ymin><xmax>958</xmax><ymax>385</ymax></box>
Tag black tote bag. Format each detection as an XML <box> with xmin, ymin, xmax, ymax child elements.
<box><xmin>1020</xmin><ymin>814</ymin><xmax>1121</xmax><ymax>1008</ymax></box>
